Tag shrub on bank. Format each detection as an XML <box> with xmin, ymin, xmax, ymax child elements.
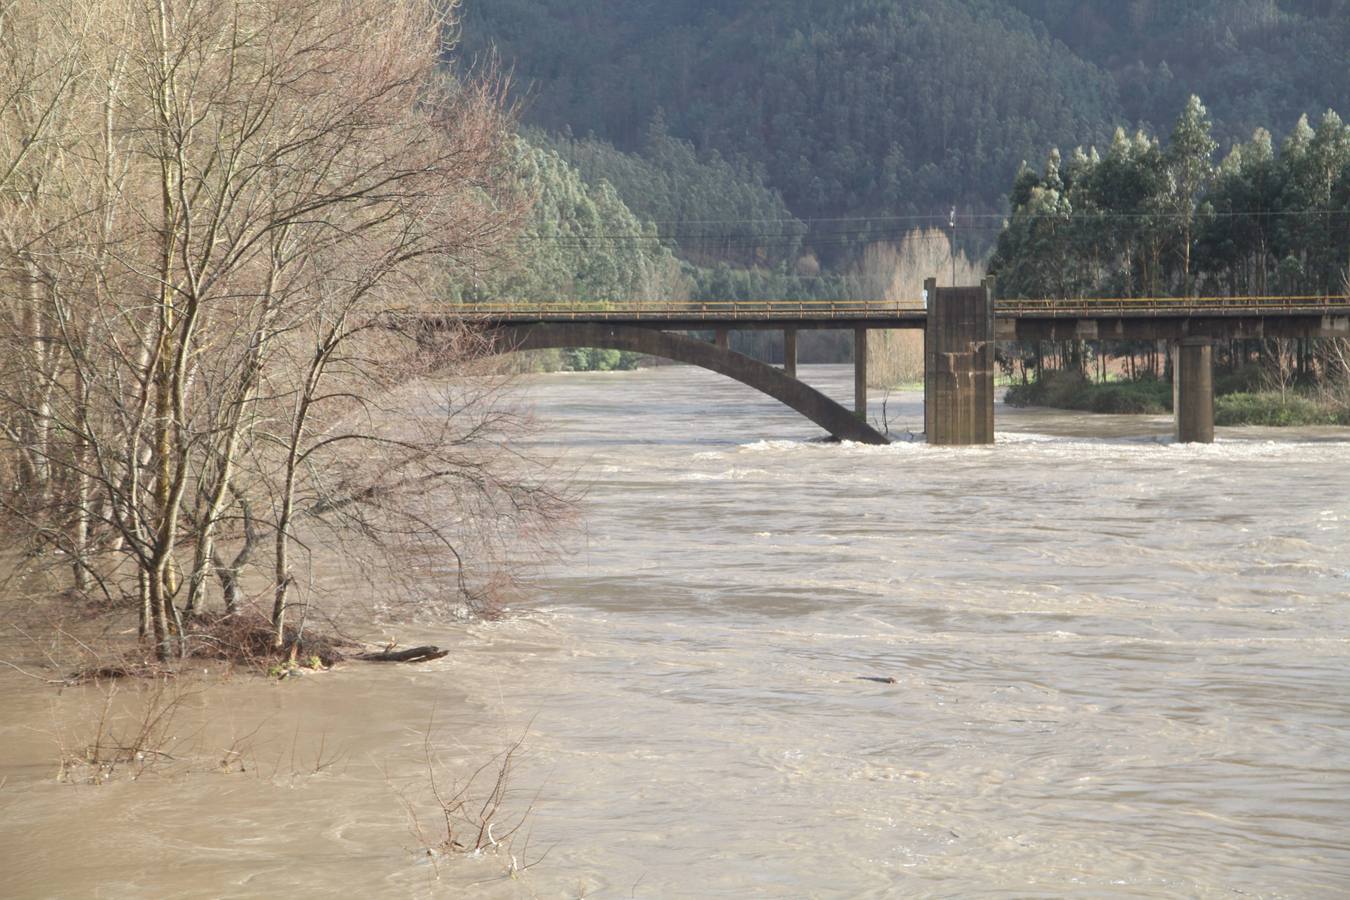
<box><xmin>1213</xmin><ymin>366</ymin><xmax>1267</xmax><ymax>396</ymax></box>
<box><xmin>1215</xmin><ymin>392</ymin><xmax>1350</xmax><ymax>426</ymax></box>
<box><xmin>560</xmin><ymin>347</ymin><xmax>642</xmax><ymax>371</ymax></box>
<box><xmin>1004</xmin><ymin>371</ymin><xmax>1172</xmax><ymax>414</ymax></box>
<box><xmin>1082</xmin><ymin>380</ymin><xmax>1173</xmax><ymax>414</ymax></box>
<box><xmin>516</xmin><ymin>347</ymin><xmax>644</xmax><ymax>372</ymax></box>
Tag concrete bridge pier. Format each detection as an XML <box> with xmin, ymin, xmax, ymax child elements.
<box><xmin>854</xmin><ymin>328</ymin><xmax>868</xmax><ymax>418</ymax></box>
<box><xmin>923</xmin><ymin>277</ymin><xmax>996</xmax><ymax>445</ymax></box>
<box><xmin>1172</xmin><ymin>337</ymin><xmax>1215</xmax><ymax>443</ymax></box>
<box><xmin>783</xmin><ymin>327</ymin><xmax>798</xmax><ymax>378</ymax></box>
<box><xmin>715</xmin><ymin>328</ymin><xmax>729</xmax><ymax>350</ymax></box>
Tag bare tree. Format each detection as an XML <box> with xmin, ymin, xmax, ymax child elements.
<box><xmin>0</xmin><ymin>0</ymin><xmax>557</xmax><ymax>661</ymax></box>
<box><xmin>852</xmin><ymin>228</ymin><xmax>986</xmax><ymax>390</ymax></box>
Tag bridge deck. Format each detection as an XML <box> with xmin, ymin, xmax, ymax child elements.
<box><xmin>450</xmin><ymin>295</ymin><xmax>1349</xmax><ymax>328</ymax></box>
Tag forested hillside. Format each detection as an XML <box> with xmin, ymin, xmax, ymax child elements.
<box><xmin>463</xmin><ymin>0</ymin><xmax>1350</xmax><ymax>241</ymax></box>
<box><xmin>464</xmin><ymin>138</ymin><xmax>679</xmax><ymax>305</ymax></box>
<box><xmin>1007</xmin><ymin>0</ymin><xmax>1350</xmax><ymax>142</ymax></box>
<box><xmin>531</xmin><ymin>121</ymin><xmax>805</xmax><ymax>267</ymax></box>
<box><xmin>464</xmin><ymin>0</ymin><xmax>1116</xmax><ymax>228</ymax></box>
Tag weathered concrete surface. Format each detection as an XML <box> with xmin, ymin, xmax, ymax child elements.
<box><xmin>999</xmin><ymin>313</ymin><xmax>1350</xmax><ymax>343</ymax></box>
<box><xmin>447</xmin><ymin>304</ymin><xmax>1345</xmax><ymax>340</ymax></box>
<box><xmin>924</xmin><ymin>279</ymin><xmax>995</xmax><ymax>445</ymax></box>
<box><xmin>784</xmin><ymin>327</ymin><xmax>798</xmax><ymax>378</ymax></box>
<box><xmin>1173</xmin><ymin>338</ymin><xmax>1215</xmax><ymax>444</ymax></box>
<box><xmin>487</xmin><ymin>323</ymin><xmax>890</xmax><ymax>445</ymax></box>
<box><xmin>854</xmin><ymin>328</ymin><xmax>868</xmax><ymax>418</ymax></box>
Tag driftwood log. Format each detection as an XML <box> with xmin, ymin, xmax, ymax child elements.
<box><xmin>356</xmin><ymin>645</ymin><xmax>449</xmax><ymax>663</ymax></box>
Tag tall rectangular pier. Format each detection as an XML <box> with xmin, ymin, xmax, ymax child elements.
<box><xmin>924</xmin><ymin>278</ymin><xmax>996</xmax><ymax>445</ymax></box>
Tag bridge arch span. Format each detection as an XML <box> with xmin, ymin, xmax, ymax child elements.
<box><xmin>485</xmin><ymin>323</ymin><xmax>889</xmax><ymax>445</ymax></box>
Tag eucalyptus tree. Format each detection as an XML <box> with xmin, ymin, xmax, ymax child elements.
<box><xmin>1277</xmin><ymin>111</ymin><xmax>1350</xmax><ymax>294</ymax></box>
<box><xmin>993</xmin><ymin>96</ymin><xmax>1350</xmax><ymax>386</ymax></box>
<box><xmin>1198</xmin><ymin>129</ymin><xmax>1280</xmax><ymax>296</ymax></box>
<box><xmin>1167</xmin><ymin>96</ymin><xmax>1218</xmax><ymax>295</ymax></box>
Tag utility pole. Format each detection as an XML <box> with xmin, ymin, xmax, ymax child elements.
<box><xmin>949</xmin><ymin>206</ymin><xmax>957</xmax><ymax>286</ymax></box>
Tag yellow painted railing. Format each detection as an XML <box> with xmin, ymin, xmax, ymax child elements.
<box><xmin>998</xmin><ymin>295</ymin><xmax>1350</xmax><ymax>314</ymax></box>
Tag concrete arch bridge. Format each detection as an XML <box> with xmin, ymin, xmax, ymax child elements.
<box><xmin>487</xmin><ymin>320</ymin><xmax>888</xmax><ymax>444</ymax></box>
<box><xmin>429</xmin><ymin>281</ymin><xmax>1349</xmax><ymax>446</ymax></box>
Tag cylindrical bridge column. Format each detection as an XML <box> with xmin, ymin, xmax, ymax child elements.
<box><xmin>1173</xmin><ymin>337</ymin><xmax>1215</xmax><ymax>444</ymax></box>
<box><xmin>715</xmin><ymin>328</ymin><xmax>729</xmax><ymax>350</ymax></box>
<box><xmin>854</xmin><ymin>327</ymin><xmax>868</xmax><ymax>419</ymax></box>
<box><xmin>783</xmin><ymin>327</ymin><xmax>798</xmax><ymax>378</ymax></box>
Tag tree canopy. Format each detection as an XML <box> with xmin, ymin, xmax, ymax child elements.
<box><xmin>465</xmin><ymin>138</ymin><xmax>679</xmax><ymax>304</ymax></box>
<box><xmin>990</xmin><ymin>98</ymin><xmax>1350</xmax><ymax>299</ymax></box>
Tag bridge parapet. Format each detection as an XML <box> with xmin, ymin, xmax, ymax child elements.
<box><xmin>998</xmin><ymin>294</ymin><xmax>1349</xmax><ymax>318</ymax></box>
<box><xmin>443</xmin><ymin>295</ymin><xmax>1349</xmax><ymax>334</ymax></box>
<box><xmin>453</xmin><ymin>298</ymin><xmax>924</xmax><ymax>326</ymax></box>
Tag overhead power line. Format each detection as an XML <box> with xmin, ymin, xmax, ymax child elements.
<box><xmin>510</xmin><ymin>207</ymin><xmax>1349</xmax><ymax>245</ymax></box>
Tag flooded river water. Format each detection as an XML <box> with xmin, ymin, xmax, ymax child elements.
<box><xmin>3</xmin><ymin>365</ymin><xmax>1349</xmax><ymax>897</ymax></box>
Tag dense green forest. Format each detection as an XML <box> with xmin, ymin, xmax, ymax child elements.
<box><xmin>1006</xmin><ymin>0</ymin><xmax>1350</xmax><ymax>140</ymax></box>
<box><xmin>992</xmin><ymin>97</ymin><xmax>1350</xmax><ymax>424</ymax></box>
<box><xmin>463</xmin><ymin>0</ymin><xmax>1350</xmax><ymax>250</ymax></box>
<box><xmin>462</xmin><ymin>138</ymin><xmax>678</xmax><ymax>306</ymax></box>
<box><xmin>991</xmin><ymin>98</ymin><xmax>1350</xmax><ymax>299</ymax></box>
<box><xmin>532</xmin><ymin>122</ymin><xmax>805</xmax><ymax>267</ymax></box>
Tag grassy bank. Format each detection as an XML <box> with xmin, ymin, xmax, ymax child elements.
<box><xmin>1214</xmin><ymin>392</ymin><xmax>1350</xmax><ymax>426</ymax></box>
<box><xmin>1005</xmin><ymin>372</ymin><xmax>1350</xmax><ymax>426</ymax></box>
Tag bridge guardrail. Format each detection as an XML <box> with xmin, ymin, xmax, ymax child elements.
<box><xmin>451</xmin><ymin>299</ymin><xmax>926</xmax><ymax>319</ymax></box>
<box><xmin>437</xmin><ymin>295</ymin><xmax>1350</xmax><ymax>320</ymax></box>
<box><xmin>995</xmin><ymin>295</ymin><xmax>1350</xmax><ymax>315</ymax></box>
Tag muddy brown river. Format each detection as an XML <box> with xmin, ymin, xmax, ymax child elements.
<box><xmin>2</xmin><ymin>365</ymin><xmax>1349</xmax><ymax>898</ymax></box>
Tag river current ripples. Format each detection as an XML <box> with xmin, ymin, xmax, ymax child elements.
<box><xmin>2</xmin><ymin>364</ymin><xmax>1348</xmax><ymax>898</ymax></box>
